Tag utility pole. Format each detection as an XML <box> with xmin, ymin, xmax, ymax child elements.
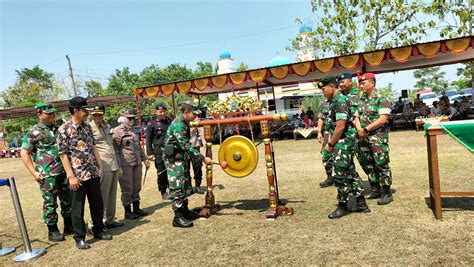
<box><xmin>66</xmin><ymin>55</ymin><xmax>78</xmax><ymax>96</ymax></box>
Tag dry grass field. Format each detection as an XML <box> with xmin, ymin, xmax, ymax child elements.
<box><xmin>0</xmin><ymin>130</ymin><xmax>473</xmax><ymax>265</ymax></box>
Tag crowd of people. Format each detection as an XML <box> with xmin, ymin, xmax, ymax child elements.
<box><xmin>392</xmin><ymin>93</ymin><xmax>472</xmax><ymax>124</ymax></box>
<box><xmin>19</xmin><ymin>97</ymin><xmax>210</xmax><ymax>250</ymax></box>
<box><xmin>316</xmin><ymin>72</ymin><xmax>393</xmax><ymax>219</ymax></box>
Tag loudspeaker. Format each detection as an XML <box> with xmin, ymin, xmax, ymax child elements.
<box><xmin>401</xmin><ymin>89</ymin><xmax>408</xmax><ymax>98</ymax></box>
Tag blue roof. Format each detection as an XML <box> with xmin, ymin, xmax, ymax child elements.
<box><xmin>268</xmin><ymin>56</ymin><xmax>291</xmax><ymax>67</ymax></box>
<box><xmin>219</xmin><ymin>49</ymin><xmax>231</xmax><ymax>59</ymax></box>
<box><xmin>299</xmin><ymin>23</ymin><xmax>313</xmax><ymax>33</ymax></box>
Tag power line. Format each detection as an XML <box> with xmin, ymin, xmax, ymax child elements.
<box><xmin>70</xmin><ymin>25</ymin><xmax>298</xmax><ymax>56</ymax></box>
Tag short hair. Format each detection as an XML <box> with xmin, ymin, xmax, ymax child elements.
<box><xmin>68</xmin><ymin>107</ymin><xmax>75</xmax><ymax>114</ymax></box>
<box><xmin>180</xmin><ymin>104</ymin><xmax>193</xmax><ymax>113</ymax></box>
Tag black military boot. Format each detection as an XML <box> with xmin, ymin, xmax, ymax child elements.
<box><xmin>63</xmin><ymin>217</ymin><xmax>74</xmax><ymax>235</ymax></box>
<box><xmin>319</xmin><ymin>177</ymin><xmax>334</xmax><ymax>188</ymax></box>
<box><xmin>194</xmin><ymin>180</ymin><xmax>205</xmax><ymax>194</ymax></box>
<box><xmin>47</xmin><ymin>224</ymin><xmax>65</xmax><ymax>242</ymax></box>
<box><xmin>124</xmin><ymin>205</ymin><xmax>140</xmax><ymax>219</ymax></box>
<box><xmin>377</xmin><ymin>186</ymin><xmax>393</xmax><ymax>205</ymax></box>
<box><xmin>365</xmin><ymin>182</ymin><xmax>381</xmax><ymax>199</ymax></box>
<box><xmin>133</xmin><ymin>201</ymin><xmax>149</xmax><ymax>216</ymax></box>
<box><xmin>352</xmin><ymin>196</ymin><xmax>371</xmax><ymax>213</ymax></box>
<box><xmin>172</xmin><ymin>208</ymin><xmax>194</xmax><ymax>228</ymax></box>
<box><xmin>328</xmin><ymin>202</ymin><xmax>350</xmax><ymax>219</ymax></box>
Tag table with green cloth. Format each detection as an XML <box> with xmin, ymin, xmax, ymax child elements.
<box><xmin>424</xmin><ymin>120</ymin><xmax>474</xmax><ymax>219</ymax></box>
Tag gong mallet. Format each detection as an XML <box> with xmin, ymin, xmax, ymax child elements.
<box><xmin>155</xmin><ymin>161</ymin><xmax>228</xmax><ymax>177</ymax></box>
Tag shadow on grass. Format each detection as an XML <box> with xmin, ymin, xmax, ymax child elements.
<box><xmin>0</xmin><ymin>234</ymin><xmax>58</xmax><ymax>250</ymax></box>
<box><xmin>424</xmin><ymin>197</ymin><xmax>474</xmax><ymax>211</ymax></box>
<box><xmin>217</xmin><ymin>198</ymin><xmax>305</xmax><ymax>213</ymax></box>
<box><xmin>361</xmin><ymin>180</ymin><xmax>398</xmax><ymax>195</ymax></box>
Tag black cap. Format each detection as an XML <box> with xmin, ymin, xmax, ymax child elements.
<box><xmin>90</xmin><ymin>102</ymin><xmax>105</xmax><ymax>115</ymax></box>
<box><xmin>69</xmin><ymin>96</ymin><xmax>92</xmax><ymax>110</ymax></box>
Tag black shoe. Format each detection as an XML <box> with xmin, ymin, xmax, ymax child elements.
<box><xmin>377</xmin><ymin>186</ymin><xmax>393</xmax><ymax>205</ymax></box>
<box><xmin>47</xmin><ymin>224</ymin><xmax>65</xmax><ymax>242</ymax></box>
<box><xmin>328</xmin><ymin>203</ymin><xmax>350</xmax><ymax>219</ymax></box>
<box><xmin>133</xmin><ymin>201</ymin><xmax>149</xmax><ymax>216</ymax></box>
<box><xmin>48</xmin><ymin>230</ymin><xmax>65</xmax><ymax>242</ymax></box>
<box><xmin>172</xmin><ymin>208</ymin><xmax>194</xmax><ymax>228</ymax></box>
<box><xmin>63</xmin><ymin>218</ymin><xmax>74</xmax><ymax>235</ymax></box>
<box><xmin>75</xmin><ymin>239</ymin><xmax>90</xmax><ymax>250</ymax></box>
<box><xmin>105</xmin><ymin>221</ymin><xmax>125</xmax><ymax>228</ymax></box>
<box><xmin>194</xmin><ymin>187</ymin><xmax>205</xmax><ymax>194</ymax></box>
<box><xmin>185</xmin><ymin>188</ymin><xmax>195</xmax><ymax>196</ymax></box>
<box><xmin>352</xmin><ymin>196</ymin><xmax>371</xmax><ymax>213</ymax></box>
<box><xmin>172</xmin><ymin>217</ymin><xmax>194</xmax><ymax>228</ymax></box>
<box><xmin>365</xmin><ymin>182</ymin><xmax>381</xmax><ymax>199</ymax></box>
<box><xmin>161</xmin><ymin>192</ymin><xmax>171</xmax><ymax>200</ymax></box>
<box><xmin>319</xmin><ymin>178</ymin><xmax>334</xmax><ymax>188</ymax></box>
<box><xmin>94</xmin><ymin>232</ymin><xmax>113</xmax><ymax>240</ymax></box>
<box><xmin>124</xmin><ymin>205</ymin><xmax>140</xmax><ymax>219</ymax></box>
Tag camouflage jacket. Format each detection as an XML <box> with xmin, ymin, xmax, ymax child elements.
<box><xmin>327</xmin><ymin>91</ymin><xmax>357</xmax><ymax>149</ymax></box>
<box><xmin>163</xmin><ymin>114</ymin><xmax>203</xmax><ymax>162</ymax></box>
<box><xmin>342</xmin><ymin>86</ymin><xmax>361</xmax><ymax>116</ymax></box>
<box><xmin>357</xmin><ymin>91</ymin><xmax>392</xmax><ymax>134</ymax></box>
<box><xmin>57</xmin><ymin>120</ymin><xmax>99</xmax><ymax>181</ymax></box>
<box><xmin>21</xmin><ymin>122</ymin><xmax>64</xmax><ymax>177</ymax></box>
<box><xmin>317</xmin><ymin>100</ymin><xmax>331</xmax><ymax>135</ymax></box>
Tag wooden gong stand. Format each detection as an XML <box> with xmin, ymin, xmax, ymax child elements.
<box><xmin>190</xmin><ymin>114</ymin><xmax>294</xmax><ymax>220</ymax></box>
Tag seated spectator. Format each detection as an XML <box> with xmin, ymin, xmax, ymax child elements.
<box><xmin>444</xmin><ymin>103</ymin><xmax>460</xmax><ymax>120</ymax></box>
<box><xmin>460</xmin><ymin>96</ymin><xmax>472</xmax><ymax>119</ymax></box>
<box><xmin>290</xmin><ymin>114</ymin><xmax>302</xmax><ymax>129</ymax></box>
<box><xmin>439</xmin><ymin>91</ymin><xmax>449</xmax><ymax>103</ymax></box>
<box><xmin>413</xmin><ymin>94</ymin><xmax>423</xmax><ymax>109</ymax></box>
<box><xmin>418</xmin><ymin>103</ymin><xmax>430</xmax><ymax>116</ymax></box>
<box><xmin>302</xmin><ymin>114</ymin><xmax>312</xmax><ymax>128</ymax></box>
<box><xmin>403</xmin><ymin>103</ymin><xmax>414</xmax><ymax>119</ymax></box>
<box><xmin>306</xmin><ymin>107</ymin><xmax>314</xmax><ymax>120</ymax></box>
<box><xmin>394</xmin><ymin>97</ymin><xmax>404</xmax><ymax>113</ymax></box>
<box><xmin>430</xmin><ymin>101</ymin><xmax>443</xmax><ymax>116</ymax></box>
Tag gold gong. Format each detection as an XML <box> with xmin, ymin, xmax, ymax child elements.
<box><xmin>218</xmin><ymin>135</ymin><xmax>258</xmax><ymax>178</ymax></box>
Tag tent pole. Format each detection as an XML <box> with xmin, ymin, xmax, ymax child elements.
<box><xmin>171</xmin><ymin>92</ymin><xmax>177</xmax><ymax>117</ymax></box>
<box><xmin>135</xmin><ymin>95</ymin><xmax>145</xmax><ymax>148</ymax></box>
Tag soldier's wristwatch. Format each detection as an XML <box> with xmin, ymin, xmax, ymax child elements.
<box><xmin>328</xmin><ymin>142</ymin><xmax>335</xmax><ymax>147</ymax></box>
<box><xmin>363</xmin><ymin>127</ymin><xmax>369</xmax><ymax>133</ymax></box>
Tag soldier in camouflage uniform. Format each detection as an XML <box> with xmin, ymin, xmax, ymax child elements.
<box><xmin>163</xmin><ymin>101</ymin><xmax>213</xmax><ymax>228</ymax></box>
<box><xmin>20</xmin><ymin>103</ymin><xmax>73</xmax><ymax>242</ymax></box>
<box><xmin>354</xmin><ymin>73</ymin><xmax>393</xmax><ymax>205</ymax></box>
<box><xmin>318</xmin><ymin>77</ymin><xmax>370</xmax><ymax>219</ymax></box>
<box><xmin>317</xmin><ymin>100</ymin><xmax>334</xmax><ymax>188</ymax></box>
<box><xmin>337</xmin><ymin>72</ymin><xmax>365</xmax><ymax>191</ymax></box>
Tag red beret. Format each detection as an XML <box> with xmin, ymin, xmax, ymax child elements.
<box><xmin>358</xmin><ymin>73</ymin><xmax>375</xmax><ymax>82</ymax></box>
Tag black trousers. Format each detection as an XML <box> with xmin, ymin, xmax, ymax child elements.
<box><xmin>71</xmin><ymin>177</ymin><xmax>104</xmax><ymax>239</ymax></box>
<box><xmin>155</xmin><ymin>158</ymin><xmax>168</xmax><ymax>193</ymax></box>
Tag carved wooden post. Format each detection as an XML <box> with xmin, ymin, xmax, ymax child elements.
<box><xmin>260</xmin><ymin>120</ymin><xmax>278</xmax><ymax>218</ymax></box>
<box><xmin>199</xmin><ymin>125</ymin><xmax>219</xmax><ymax>218</ymax></box>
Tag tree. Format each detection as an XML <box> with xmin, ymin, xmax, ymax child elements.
<box><xmin>413</xmin><ymin>67</ymin><xmax>449</xmax><ymax>93</ymax></box>
<box><xmin>378</xmin><ymin>82</ymin><xmax>395</xmax><ymax>101</ymax></box>
<box><xmin>301</xmin><ymin>95</ymin><xmax>324</xmax><ymax>114</ymax></box>
<box><xmin>236</xmin><ymin>62</ymin><xmax>249</xmax><ymax>72</ymax></box>
<box><xmin>84</xmin><ymin>80</ymin><xmax>104</xmax><ymax>97</ymax></box>
<box><xmin>1</xmin><ymin>66</ymin><xmax>65</xmax><ymax>107</ymax></box>
<box><xmin>290</xmin><ymin>1</ymin><xmax>471</xmax><ymax>57</ymax></box>
<box><xmin>451</xmin><ymin>63</ymin><xmax>472</xmax><ymax>90</ymax></box>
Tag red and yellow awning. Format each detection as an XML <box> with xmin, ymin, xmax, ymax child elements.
<box><xmin>135</xmin><ymin>36</ymin><xmax>474</xmax><ymax>97</ymax></box>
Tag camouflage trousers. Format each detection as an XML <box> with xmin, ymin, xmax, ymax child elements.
<box><xmin>164</xmin><ymin>158</ymin><xmax>191</xmax><ymax>211</ymax></box>
<box><xmin>356</xmin><ymin>132</ymin><xmax>392</xmax><ymax>186</ymax></box>
<box><xmin>330</xmin><ymin>146</ymin><xmax>364</xmax><ymax>203</ymax></box>
<box><xmin>321</xmin><ymin>141</ymin><xmax>333</xmax><ymax>180</ymax></box>
<box><xmin>37</xmin><ymin>173</ymin><xmax>71</xmax><ymax>225</ymax></box>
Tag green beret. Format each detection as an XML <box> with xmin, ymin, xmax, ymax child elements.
<box><xmin>317</xmin><ymin>76</ymin><xmax>338</xmax><ymax>89</ymax></box>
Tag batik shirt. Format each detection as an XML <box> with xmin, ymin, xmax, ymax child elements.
<box><xmin>21</xmin><ymin>122</ymin><xmax>64</xmax><ymax>177</ymax></box>
<box><xmin>357</xmin><ymin>92</ymin><xmax>392</xmax><ymax>134</ymax></box>
<box><xmin>164</xmin><ymin>114</ymin><xmax>203</xmax><ymax>162</ymax></box>
<box><xmin>57</xmin><ymin>120</ymin><xmax>99</xmax><ymax>181</ymax></box>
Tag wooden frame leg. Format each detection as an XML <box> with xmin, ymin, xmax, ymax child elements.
<box><xmin>428</xmin><ymin>134</ymin><xmax>442</xmax><ymax>219</ymax></box>
<box><xmin>199</xmin><ymin>127</ymin><xmax>219</xmax><ymax>218</ymax></box>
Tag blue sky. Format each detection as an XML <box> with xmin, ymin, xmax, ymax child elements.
<box><xmin>0</xmin><ymin>0</ymin><xmax>464</xmax><ymax>95</ymax></box>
